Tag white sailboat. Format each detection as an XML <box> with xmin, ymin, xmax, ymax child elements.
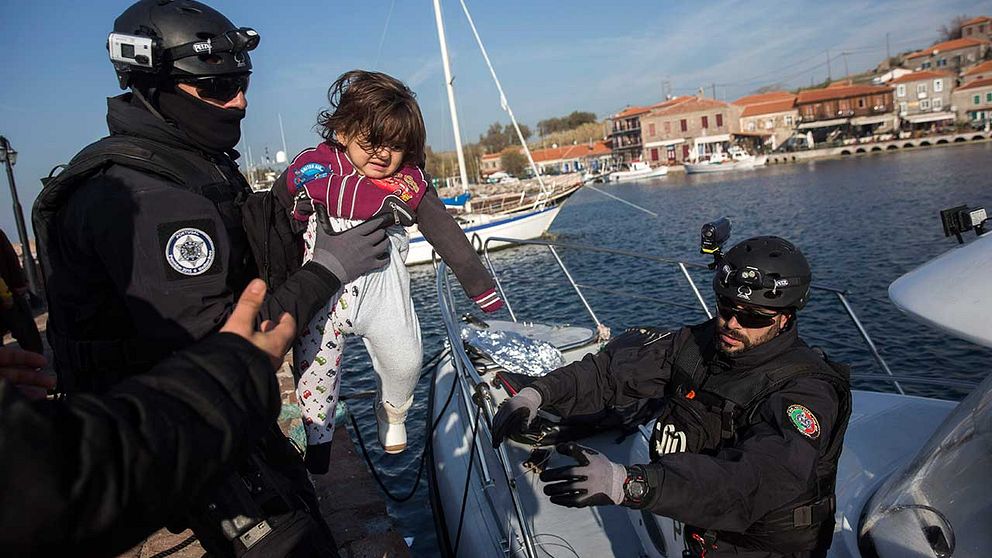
<box><xmin>608</xmin><ymin>160</ymin><xmax>668</xmax><ymax>182</ymax></box>
<box><xmin>684</xmin><ymin>145</ymin><xmax>767</xmax><ymax>174</ymax></box>
<box><xmin>405</xmin><ymin>0</ymin><xmax>581</xmax><ymax>266</ymax></box>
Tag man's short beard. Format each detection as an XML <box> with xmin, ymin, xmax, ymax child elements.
<box><xmin>717</xmin><ymin>321</ymin><xmax>782</xmax><ymax>355</ymax></box>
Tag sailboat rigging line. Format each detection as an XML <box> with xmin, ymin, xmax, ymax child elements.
<box><xmin>456</xmin><ymin>0</ymin><xmax>550</xmax><ymax>197</ymax></box>
<box><xmin>584</xmin><ymin>185</ymin><xmax>660</xmax><ymax>217</ymax></box>
<box><xmin>452</xmin><ymin>402</ymin><xmax>483</xmax><ymax>555</ymax></box>
<box><xmin>345</xmin><ymin>347</ymin><xmax>452</xmax><ymax>503</ymax></box>
<box><xmin>372</xmin><ymin>0</ymin><xmax>396</xmax><ymax>69</ymax></box>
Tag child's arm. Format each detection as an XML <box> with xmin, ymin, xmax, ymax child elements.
<box><xmin>417</xmin><ymin>188</ymin><xmax>503</xmax><ymax>313</ymax></box>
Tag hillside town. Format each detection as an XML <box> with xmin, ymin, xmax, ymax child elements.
<box><xmin>479</xmin><ymin>15</ymin><xmax>992</xmax><ymax>179</ymax></box>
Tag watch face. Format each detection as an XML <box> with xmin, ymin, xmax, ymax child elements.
<box><xmin>627</xmin><ymin>480</ymin><xmax>647</xmax><ymax>499</ymax></box>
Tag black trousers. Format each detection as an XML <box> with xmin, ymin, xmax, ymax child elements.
<box><xmin>0</xmin><ymin>295</ymin><xmax>43</xmax><ymax>354</ymax></box>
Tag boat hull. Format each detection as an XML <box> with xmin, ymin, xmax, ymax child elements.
<box><xmin>406</xmin><ymin>205</ymin><xmax>563</xmax><ymax>265</ymax></box>
<box><xmin>609</xmin><ymin>167</ymin><xmax>669</xmax><ymax>182</ymax></box>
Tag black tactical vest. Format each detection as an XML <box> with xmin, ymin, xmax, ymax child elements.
<box><xmin>651</xmin><ymin>323</ymin><xmax>852</xmax><ymax>555</ymax></box>
<box><xmin>33</xmin><ymin>134</ymin><xmax>253</xmax><ymax>392</ymax></box>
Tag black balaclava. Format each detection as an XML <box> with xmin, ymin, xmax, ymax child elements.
<box><xmin>157</xmin><ymin>85</ymin><xmax>245</xmax><ymax>154</ymax></box>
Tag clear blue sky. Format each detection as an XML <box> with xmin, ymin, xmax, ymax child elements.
<box><xmin>0</xmin><ymin>0</ymin><xmax>989</xmax><ymax>238</ymax></box>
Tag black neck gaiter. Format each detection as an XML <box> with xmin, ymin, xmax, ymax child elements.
<box><xmin>158</xmin><ymin>87</ymin><xmax>245</xmax><ymax>154</ymax></box>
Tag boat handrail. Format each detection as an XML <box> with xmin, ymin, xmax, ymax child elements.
<box><xmin>479</xmin><ymin>236</ymin><xmax>907</xmax><ymax>395</ymax></box>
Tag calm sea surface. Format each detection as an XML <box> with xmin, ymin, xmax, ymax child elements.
<box><xmin>338</xmin><ymin>142</ymin><xmax>992</xmax><ymax>557</ymax></box>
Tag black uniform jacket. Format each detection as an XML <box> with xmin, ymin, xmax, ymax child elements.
<box><xmin>45</xmin><ymin>95</ymin><xmax>339</xmax><ymax>385</ymax></box>
<box><xmin>0</xmin><ymin>334</ymin><xmax>279</xmax><ymax>557</ymax></box>
<box><xmin>530</xmin><ymin>321</ymin><xmax>841</xmax><ymax>534</ymax></box>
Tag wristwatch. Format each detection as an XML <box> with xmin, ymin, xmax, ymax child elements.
<box><xmin>622</xmin><ymin>465</ymin><xmax>651</xmax><ymax>508</ymax></box>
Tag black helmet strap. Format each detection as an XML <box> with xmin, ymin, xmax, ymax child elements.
<box><xmin>164</xmin><ymin>27</ymin><xmax>259</xmax><ymax>66</ymax></box>
<box><xmin>719</xmin><ymin>264</ymin><xmax>807</xmax><ymax>295</ymax></box>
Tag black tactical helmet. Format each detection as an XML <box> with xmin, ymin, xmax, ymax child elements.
<box><xmin>109</xmin><ymin>0</ymin><xmax>258</xmax><ymax>89</ymax></box>
<box><xmin>713</xmin><ymin>236</ymin><xmax>812</xmax><ymax>310</ymax></box>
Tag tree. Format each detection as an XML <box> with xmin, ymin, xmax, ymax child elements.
<box><xmin>479</xmin><ymin>122</ymin><xmax>531</xmax><ymax>153</ymax></box>
<box><xmin>537</xmin><ymin>111</ymin><xmax>597</xmax><ymax>136</ymax></box>
<box><xmin>938</xmin><ymin>14</ymin><xmax>971</xmax><ymax>42</ymax></box>
<box><xmin>500</xmin><ymin>149</ymin><xmax>528</xmax><ymax>177</ymax></box>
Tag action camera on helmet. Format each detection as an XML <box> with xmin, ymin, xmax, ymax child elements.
<box><xmin>108</xmin><ymin>33</ymin><xmax>155</xmax><ymax>69</ymax></box>
<box><xmin>701</xmin><ymin>217</ymin><xmax>732</xmax><ymax>255</ymax></box>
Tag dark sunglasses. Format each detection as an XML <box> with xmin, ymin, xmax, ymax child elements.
<box><xmin>177</xmin><ymin>73</ymin><xmax>250</xmax><ymax>103</ymax></box>
<box><xmin>716</xmin><ymin>296</ymin><xmax>779</xmax><ymax>328</ymax></box>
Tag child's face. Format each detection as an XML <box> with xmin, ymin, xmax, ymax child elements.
<box><xmin>338</xmin><ymin>132</ymin><xmax>405</xmax><ymax>179</ymax></box>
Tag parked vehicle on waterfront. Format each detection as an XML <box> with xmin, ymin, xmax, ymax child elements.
<box><xmin>608</xmin><ymin>160</ymin><xmax>669</xmax><ymax>182</ymax></box>
<box><xmin>684</xmin><ymin>145</ymin><xmax>767</xmax><ymax>174</ymax></box>
<box><xmin>427</xmin><ymin>209</ymin><xmax>990</xmax><ymax>557</ymax></box>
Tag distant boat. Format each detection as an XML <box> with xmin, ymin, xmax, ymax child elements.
<box><xmin>608</xmin><ymin>160</ymin><xmax>668</xmax><ymax>182</ymax></box>
<box><xmin>684</xmin><ymin>145</ymin><xmax>766</xmax><ymax>174</ymax></box>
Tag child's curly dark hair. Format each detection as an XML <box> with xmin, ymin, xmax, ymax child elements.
<box><xmin>317</xmin><ymin>70</ymin><xmax>426</xmax><ymax>167</ymax></box>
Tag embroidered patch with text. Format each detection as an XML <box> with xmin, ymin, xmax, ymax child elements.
<box><xmin>786</xmin><ymin>404</ymin><xmax>820</xmax><ymax>439</ymax></box>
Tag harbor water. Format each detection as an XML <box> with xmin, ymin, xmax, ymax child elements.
<box><xmin>336</xmin><ymin>142</ymin><xmax>992</xmax><ymax>557</ymax></box>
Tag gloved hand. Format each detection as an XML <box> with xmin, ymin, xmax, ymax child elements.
<box><xmin>491</xmin><ymin>386</ymin><xmax>542</xmax><ymax>448</ymax></box>
<box><xmin>309</xmin><ymin>204</ymin><xmax>390</xmax><ymax>284</ymax></box>
<box><xmin>539</xmin><ymin>443</ymin><xmax>627</xmax><ymax>508</ymax></box>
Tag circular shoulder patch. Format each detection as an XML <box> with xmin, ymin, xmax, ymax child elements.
<box><xmin>787</xmin><ymin>404</ymin><xmax>820</xmax><ymax>439</ymax></box>
<box><xmin>166</xmin><ymin>228</ymin><xmax>215</xmax><ymax>276</ymax></box>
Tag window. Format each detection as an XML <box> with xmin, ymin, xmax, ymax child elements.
<box><xmin>937</xmin><ymin>58</ymin><xmax>947</xmax><ymax>67</ymax></box>
<box><xmin>681</xmin><ymin>144</ymin><xmax>690</xmax><ymax>160</ymax></box>
<box><xmin>651</xmin><ymin>148</ymin><xmax>659</xmax><ymax>161</ymax></box>
<box><xmin>917</xmin><ymin>83</ymin><xmax>928</xmax><ymax>97</ymax></box>
<box><xmin>701</xmin><ymin>115</ymin><xmax>709</xmax><ymax>129</ymax></box>
<box><xmin>747</xmin><ymin>121</ymin><xmax>756</xmax><ymax>131</ymax></box>
<box><xmin>649</xmin><ymin>123</ymin><xmax>656</xmax><ymax>137</ymax></box>
<box><xmin>987</xmin><ymin>92</ymin><xmax>992</xmax><ymax>103</ymax></box>
<box><xmin>899</xmin><ymin>101</ymin><xmax>908</xmax><ymax>114</ymax></box>
<box><xmin>857</xmin><ymin>98</ymin><xmax>865</xmax><ymax>108</ymax></box>
<box><xmin>932</xmin><ymin>98</ymin><xmax>942</xmax><ymax>110</ymax></box>
<box><xmin>933</xmin><ymin>79</ymin><xmax>943</xmax><ymax>92</ymax></box>
<box><xmin>765</xmin><ymin>118</ymin><xmax>774</xmax><ymax>129</ymax></box>
<box><xmin>920</xmin><ymin>99</ymin><xmax>930</xmax><ymax>110</ymax></box>
<box><xmin>785</xmin><ymin>115</ymin><xmax>794</xmax><ymax>126</ymax></box>
<box><xmin>716</xmin><ymin>113</ymin><xmax>724</xmax><ymax>127</ymax></box>
<box><xmin>922</xmin><ymin>61</ymin><xmax>932</xmax><ymax>69</ymax></box>
<box><xmin>666</xmin><ymin>145</ymin><xmax>676</xmax><ymax>162</ymax></box>
<box><xmin>897</xmin><ymin>84</ymin><xmax>906</xmax><ymax>97</ymax></box>
<box><xmin>976</xmin><ymin>94</ymin><xmax>982</xmax><ymax>105</ymax></box>
<box><xmin>680</xmin><ymin>119</ymin><xmax>687</xmax><ymax>132</ymax></box>
<box><xmin>664</xmin><ymin>121</ymin><xmax>671</xmax><ymax>134</ymax></box>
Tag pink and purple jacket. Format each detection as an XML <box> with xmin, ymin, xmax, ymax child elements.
<box><xmin>285</xmin><ymin>142</ymin><xmax>502</xmax><ymax>312</ymax></box>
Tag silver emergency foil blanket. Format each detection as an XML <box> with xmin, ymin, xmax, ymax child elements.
<box><xmin>461</xmin><ymin>327</ymin><xmax>565</xmax><ymax>377</ymax></box>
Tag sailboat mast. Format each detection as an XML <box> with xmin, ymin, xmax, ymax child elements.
<box><xmin>432</xmin><ymin>0</ymin><xmax>471</xmax><ymax>192</ymax></box>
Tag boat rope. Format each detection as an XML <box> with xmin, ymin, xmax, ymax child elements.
<box><xmin>452</xmin><ymin>402</ymin><xmax>483</xmax><ymax>556</ymax></box>
<box><xmin>147</xmin><ymin>534</ymin><xmax>197</xmax><ymax>558</ymax></box>
<box><xmin>346</xmin><ymin>347</ymin><xmax>453</xmax><ymax>503</ymax></box>
<box><xmin>584</xmin><ymin>185</ymin><xmax>659</xmax><ymax>217</ymax></box>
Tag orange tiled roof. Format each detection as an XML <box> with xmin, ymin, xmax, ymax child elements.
<box><xmin>964</xmin><ymin>60</ymin><xmax>992</xmax><ymax>76</ymax></box>
<box><xmin>962</xmin><ymin>16</ymin><xmax>991</xmax><ymax>26</ymax></box>
<box><xmin>613</xmin><ymin>106</ymin><xmax>650</xmax><ymax>119</ymax></box>
<box><xmin>740</xmin><ymin>98</ymin><xmax>796</xmax><ymax>117</ymax></box>
<box><xmin>732</xmin><ymin>91</ymin><xmax>795</xmax><ymax>106</ymax></box>
<box><xmin>530</xmin><ymin>140</ymin><xmax>611</xmax><ymax>163</ymax></box>
<box><xmin>796</xmin><ymin>84</ymin><xmax>892</xmax><ymax>104</ymax></box>
<box><xmin>648</xmin><ymin>96</ymin><xmax>730</xmax><ymax>117</ymax></box>
<box><xmin>889</xmin><ymin>70</ymin><xmax>956</xmax><ymax>84</ymax></box>
<box><xmin>957</xmin><ymin>76</ymin><xmax>992</xmax><ymax>91</ymax></box>
<box><xmin>906</xmin><ymin>37</ymin><xmax>990</xmax><ymax>59</ymax></box>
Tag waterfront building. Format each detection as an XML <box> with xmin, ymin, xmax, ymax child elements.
<box><xmin>962</xmin><ymin>60</ymin><xmax>992</xmax><ymax>83</ymax></box>
<box><xmin>480</xmin><ymin>152</ymin><xmax>502</xmax><ymax>177</ymax></box>
<box><xmin>903</xmin><ymin>38</ymin><xmax>990</xmax><ymax>73</ymax></box>
<box><xmin>961</xmin><ymin>16</ymin><xmax>992</xmax><ymax>42</ymax></box>
<box><xmin>732</xmin><ymin>91</ymin><xmax>798</xmax><ymax>150</ymax></box>
<box><xmin>607</xmin><ymin>106</ymin><xmax>650</xmax><ymax>165</ymax></box>
<box><xmin>639</xmin><ymin>96</ymin><xmax>741</xmax><ymax>164</ymax></box>
<box><xmin>873</xmin><ymin>68</ymin><xmax>913</xmax><ymax>84</ymax></box>
<box><xmin>795</xmin><ymin>83</ymin><xmax>895</xmax><ymax>143</ymax></box>
<box><xmin>480</xmin><ymin>141</ymin><xmax>612</xmax><ymax>177</ymax></box>
<box><xmin>890</xmin><ymin>71</ymin><xmax>956</xmax><ymax>131</ymax></box>
<box><xmin>951</xmin><ymin>77</ymin><xmax>992</xmax><ymax>129</ymax></box>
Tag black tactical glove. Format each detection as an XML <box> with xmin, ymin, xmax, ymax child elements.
<box><xmin>491</xmin><ymin>386</ymin><xmax>542</xmax><ymax>448</ymax></box>
<box><xmin>540</xmin><ymin>443</ymin><xmax>626</xmax><ymax>508</ymax></box>
<box><xmin>309</xmin><ymin>205</ymin><xmax>390</xmax><ymax>284</ymax></box>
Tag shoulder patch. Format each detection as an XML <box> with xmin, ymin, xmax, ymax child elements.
<box><xmin>786</xmin><ymin>404</ymin><xmax>820</xmax><ymax>439</ymax></box>
<box><xmin>158</xmin><ymin>219</ymin><xmax>222</xmax><ymax>280</ymax></box>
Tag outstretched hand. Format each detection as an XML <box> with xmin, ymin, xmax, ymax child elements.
<box><xmin>221</xmin><ymin>279</ymin><xmax>296</xmax><ymax>369</ymax></box>
<box><xmin>539</xmin><ymin>443</ymin><xmax>627</xmax><ymax>508</ymax></box>
<box><xmin>0</xmin><ymin>347</ymin><xmax>53</xmax><ymax>400</ymax></box>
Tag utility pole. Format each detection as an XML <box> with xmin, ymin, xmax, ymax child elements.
<box><xmin>842</xmin><ymin>52</ymin><xmax>850</xmax><ymax>79</ymax></box>
<box><xmin>886</xmin><ymin>32</ymin><xmax>891</xmax><ymax>61</ymax></box>
<box><xmin>711</xmin><ymin>83</ymin><xmax>717</xmax><ymax>100</ymax></box>
<box><xmin>0</xmin><ymin>136</ymin><xmax>41</xmax><ymax>295</ymax></box>
<box><xmin>826</xmin><ymin>49</ymin><xmax>832</xmax><ymax>82</ymax></box>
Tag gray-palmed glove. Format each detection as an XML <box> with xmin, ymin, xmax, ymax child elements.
<box><xmin>491</xmin><ymin>386</ymin><xmax>542</xmax><ymax>448</ymax></box>
<box><xmin>540</xmin><ymin>443</ymin><xmax>627</xmax><ymax>508</ymax></box>
<box><xmin>309</xmin><ymin>205</ymin><xmax>390</xmax><ymax>284</ymax></box>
